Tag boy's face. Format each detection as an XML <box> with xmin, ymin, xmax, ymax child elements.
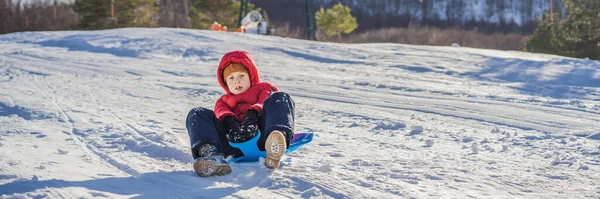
<box><xmin>225</xmin><ymin>71</ymin><xmax>251</xmax><ymax>94</ymax></box>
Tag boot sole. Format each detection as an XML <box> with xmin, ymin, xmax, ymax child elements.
<box><xmin>265</xmin><ymin>130</ymin><xmax>287</xmax><ymax>169</ymax></box>
<box><xmin>193</xmin><ymin>160</ymin><xmax>232</xmax><ymax>177</ymax></box>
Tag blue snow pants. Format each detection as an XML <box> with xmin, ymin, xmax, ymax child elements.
<box><xmin>186</xmin><ymin>92</ymin><xmax>295</xmax><ymax>159</ymax></box>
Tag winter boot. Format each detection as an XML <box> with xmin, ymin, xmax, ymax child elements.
<box><xmin>264</xmin><ymin>130</ymin><xmax>287</xmax><ymax>169</ymax></box>
<box><xmin>193</xmin><ymin>143</ymin><xmax>232</xmax><ymax>177</ymax></box>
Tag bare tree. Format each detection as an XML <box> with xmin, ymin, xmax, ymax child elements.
<box><xmin>1</xmin><ymin>0</ymin><xmax>77</xmax><ymax>34</ymax></box>
<box><xmin>157</xmin><ymin>0</ymin><xmax>190</xmax><ymax>28</ymax></box>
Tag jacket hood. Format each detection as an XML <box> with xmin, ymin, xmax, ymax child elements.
<box><xmin>217</xmin><ymin>50</ymin><xmax>261</xmax><ymax>94</ymax></box>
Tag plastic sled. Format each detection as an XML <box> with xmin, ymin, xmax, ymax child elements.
<box><xmin>228</xmin><ymin>130</ymin><xmax>314</xmax><ymax>163</ymax></box>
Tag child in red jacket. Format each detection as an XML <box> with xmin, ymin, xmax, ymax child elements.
<box><xmin>186</xmin><ymin>50</ymin><xmax>295</xmax><ymax>177</ymax></box>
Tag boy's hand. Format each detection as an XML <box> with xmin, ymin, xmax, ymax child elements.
<box><xmin>240</xmin><ymin>110</ymin><xmax>260</xmax><ymax>140</ymax></box>
<box><xmin>223</xmin><ymin>116</ymin><xmax>243</xmax><ymax>142</ymax></box>
<box><xmin>243</xmin><ymin>110</ymin><xmax>260</xmax><ymax>124</ymax></box>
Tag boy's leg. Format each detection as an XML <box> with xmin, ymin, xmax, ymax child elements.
<box><xmin>186</xmin><ymin>107</ymin><xmax>242</xmax><ymax>159</ymax></box>
<box><xmin>258</xmin><ymin>92</ymin><xmax>295</xmax><ymax>169</ymax></box>
<box><xmin>258</xmin><ymin>92</ymin><xmax>296</xmax><ymax>151</ymax></box>
<box><xmin>186</xmin><ymin>107</ymin><xmax>241</xmax><ymax>177</ymax></box>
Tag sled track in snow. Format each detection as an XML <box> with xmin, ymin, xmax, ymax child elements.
<box><xmin>289</xmin><ymin>87</ymin><xmax>598</xmax><ymax>133</ymax></box>
<box><xmin>289</xmin><ymin>173</ymin><xmax>405</xmax><ymax>198</ymax></box>
<box><xmin>40</xmin><ymin>78</ymin><xmax>142</xmax><ymax>177</ymax></box>
<box><xmin>292</xmin><ymin>92</ymin><xmax>540</xmax><ymax>131</ymax></box>
<box><xmin>87</xmin><ymin>93</ymin><xmax>192</xmax><ymax>164</ymax></box>
<box><xmin>342</xmin><ymin>82</ymin><xmax>600</xmax><ymax>116</ymax></box>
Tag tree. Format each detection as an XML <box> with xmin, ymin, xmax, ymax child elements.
<box><xmin>315</xmin><ymin>3</ymin><xmax>358</xmax><ymax>39</ymax></box>
<box><xmin>522</xmin><ymin>12</ymin><xmax>559</xmax><ymax>55</ymax></box>
<box><xmin>73</xmin><ymin>0</ymin><xmax>156</xmax><ymax>30</ymax></box>
<box><xmin>1</xmin><ymin>1</ymin><xmax>79</xmax><ymax>34</ymax></box>
<box><xmin>133</xmin><ymin>0</ymin><xmax>158</xmax><ymax>27</ymax></box>
<box><xmin>113</xmin><ymin>0</ymin><xmax>138</xmax><ymax>28</ymax></box>
<box><xmin>189</xmin><ymin>0</ymin><xmax>259</xmax><ymax>30</ymax></box>
<box><xmin>524</xmin><ymin>0</ymin><xmax>600</xmax><ymax>59</ymax></box>
<box><xmin>73</xmin><ymin>0</ymin><xmax>111</xmax><ymax>29</ymax></box>
<box><xmin>551</xmin><ymin>0</ymin><xmax>600</xmax><ymax>59</ymax></box>
<box><xmin>157</xmin><ymin>0</ymin><xmax>190</xmax><ymax>28</ymax></box>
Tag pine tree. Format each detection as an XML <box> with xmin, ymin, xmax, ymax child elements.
<box><xmin>315</xmin><ymin>3</ymin><xmax>358</xmax><ymax>39</ymax></box>
<box><xmin>73</xmin><ymin>0</ymin><xmax>111</xmax><ymax>30</ymax></box>
<box><xmin>551</xmin><ymin>0</ymin><xmax>600</xmax><ymax>59</ymax></box>
<box><xmin>524</xmin><ymin>0</ymin><xmax>600</xmax><ymax>59</ymax></box>
<box><xmin>74</xmin><ymin>0</ymin><xmax>155</xmax><ymax>30</ymax></box>
<box><xmin>523</xmin><ymin>12</ymin><xmax>558</xmax><ymax>55</ymax></box>
<box><xmin>112</xmin><ymin>0</ymin><xmax>137</xmax><ymax>28</ymax></box>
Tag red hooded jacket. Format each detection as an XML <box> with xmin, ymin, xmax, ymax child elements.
<box><xmin>214</xmin><ymin>50</ymin><xmax>279</xmax><ymax>121</ymax></box>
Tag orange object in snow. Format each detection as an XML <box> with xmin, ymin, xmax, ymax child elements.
<box><xmin>234</xmin><ymin>27</ymin><xmax>244</xmax><ymax>33</ymax></box>
<box><xmin>212</xmin><ymin>22</ymin><xmax>240</xmax><ymax>32</ymax></box>
<box><xmin>211</xmin><ymin>22</ymin><xmax>222</xmax><ymax>31</ymax></box>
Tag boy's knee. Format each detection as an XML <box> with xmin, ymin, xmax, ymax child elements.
<box><xmin>264</xmin><ymin>92</ymin><xmax>294</xmax><ymax>109</ymax></box>
<box><xmin>187</xmin><ymin>107</ymin><xmax>213</xmax><ymax>120</ymax></box>
<box><xmin>268</xmin><ymin>92</ymin><xmax>290</xmax><ymax>101</ymax></box>
<box><xmin>187</xmin><ymin>107</ymin><xmax>201</xmax><ymax>119</ymax></box>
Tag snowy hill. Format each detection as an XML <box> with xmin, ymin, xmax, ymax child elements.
<box><xmin>0</xmin><ymin>28</ymin><xmax>599</xmax><ymax>198</ymax></box>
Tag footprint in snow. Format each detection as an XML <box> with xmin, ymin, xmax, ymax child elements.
<box><xmin>408</xmin><ymin>126</ymin><xmax>424</xmax><ymax>136</ymax></box>
<box><xmin>301</xmin><ymin>187</ymin><xmax>323</xmax><ymax>198</ymax></box>
<box><xmin>57</xmin><ymin>149</ymin><xmax>69</xmax><ymax>155</ymax></box>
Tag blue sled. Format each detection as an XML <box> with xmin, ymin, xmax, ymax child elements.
<box><xmin>228</xmin><ymin>130</ymin><xmax>314</xmax><ymax>163</ymax></box>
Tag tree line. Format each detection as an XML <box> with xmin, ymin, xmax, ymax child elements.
<box><xmin>0</xmin><ymin>0</ymin><xmax>257</xmax><ymax>34</ymax></box>
<box><xmin>251</xmin><ymin>0</ymin><xmax>560</xmax><ymax>35</ymax></box>
<box><xmin>1</xmin><ymin>0</ymin><xmax>77</xmax><ymax>33</ymax></box>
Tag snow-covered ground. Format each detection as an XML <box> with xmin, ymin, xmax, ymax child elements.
<box><xmin>0</xmin><ymin>28</ymin><xmax>599</xmax><ymax>198</ymax></box>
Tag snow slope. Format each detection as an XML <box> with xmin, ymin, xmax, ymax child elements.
<box><xmin>0</xmin><ymin>28</ymin><xmax>599</xmax><ymax>198</ymax></box>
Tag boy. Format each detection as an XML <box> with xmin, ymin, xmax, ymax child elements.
<box><xmin>185</xmin><ymin>50</ymin><xmax>295</xmax><ymax>177</ymax></box>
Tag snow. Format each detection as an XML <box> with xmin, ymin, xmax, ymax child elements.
<box><xmin>1</xmin><ymin>28</ymin><xmax>599</xmax><ymax>198</ymax></box>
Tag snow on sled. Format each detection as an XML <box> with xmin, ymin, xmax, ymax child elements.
<box><xmin>228</xmin><ymin>130</ymin><xmax>314</xmax><ymax>163</ymax></box>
